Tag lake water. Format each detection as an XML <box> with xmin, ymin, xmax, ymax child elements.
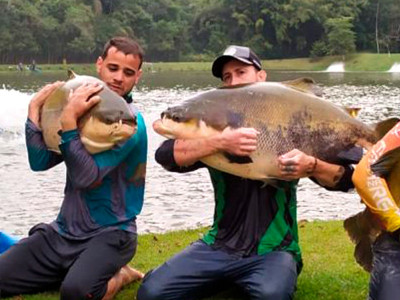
<box><xmin>1</xmin><ymin>70</ymin><xmax>400</xmax><ymax>237</ymax></box>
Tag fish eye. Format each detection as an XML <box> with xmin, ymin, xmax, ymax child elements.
<box><xmin>172</xmin><ymin>115</ymin><xmax>181</xmax><ymax>122</ymax></box>
<box><xmin>105</xmin><ymin>118</ymin><xmax>114</xmax><ymax>124</ymax></box>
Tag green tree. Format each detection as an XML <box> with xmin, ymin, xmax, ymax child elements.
<box><xmin>325</xmin><ymin>17</ymin><xmax>356</xmax><ymax>57</ymax></box>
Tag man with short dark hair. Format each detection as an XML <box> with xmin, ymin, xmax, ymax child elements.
<box><xmin>0</xmin><ymin>37</ymin><xmax>147</xmax><ymax>300</ymax></box>
<box><xmin>138</xmin><ymin>45</ymin><xmax>354</xmax><ymax>300</ymax></box>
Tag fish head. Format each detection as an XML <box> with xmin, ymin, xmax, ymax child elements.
<box><xmin>153</xmin><ymin>110</ymin><xmax>220</xmax><ymax>140</ymax></box>
<box><xmin>66</xmin><ymin>75</ymin><xmax>138</xmax><ymax>153</ymax></box>
<box><xmin>153</xmin><ymin>93</ymin><xmax>232</xmax><ymax>140</ymax></box>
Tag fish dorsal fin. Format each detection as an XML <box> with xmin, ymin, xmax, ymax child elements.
<box><xmin>67</xmin><ymin>69</ymin><xmax>77</xmax><ymax>80</ymax></box>
<box><xmin>371</xmin><ymin>147</ymin><xmax>400</xmax><ymax>178</ymax></box>
<box><xmin>373</xmin><ymin>117</ymin><xmax>400</xmax><ymax>139</ymax></box>
<box><xmin>281</xmin><ymin>77</ymin><xmax>323</xmax><ymax>97</ymax></box>
<box><xmin>343</xmin><ymin>106</ymin><xmax>361</xmax><ymax>118</ymax></box>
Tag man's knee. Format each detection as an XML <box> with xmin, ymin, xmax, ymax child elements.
<box><xmin>137</xmin><ymin>279</ymin><xmax>162</xmax><ymax>300</ymax></box>
<box><xmin>252</xmin><ymin>284</ymin><xmax>294</xmax><ymax>300</ymax></box>
<box><xmin>60</xmin><ymin>280</ymin><xmax>96</xmax><ymax>300</ymax></box>
<box><xmin>137</xmin><ymin>270</ymin><xmax>169</xmax><ymax>300</ymax></box>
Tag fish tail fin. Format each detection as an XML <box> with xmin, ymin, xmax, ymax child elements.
<box><xmin>371</xmin><ymin>147</ymin><xmax>400</xmax><ymax>177</ymax></box>
<box><xmin>373</xmin><ymin>117</ymin><xmax>400</xmax><ymax>139</ymax></box>
<box><xmin>344</xmin><ymin>209</ymin><xmax>380</xmax><ymax>272</ymax></box>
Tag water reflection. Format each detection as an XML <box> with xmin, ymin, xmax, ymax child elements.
<box><xmin>327</xmin><ymin>72</ymin><xmax>345</xmax><ymax>81</ymax></box>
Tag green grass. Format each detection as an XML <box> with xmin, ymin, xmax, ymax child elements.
<box><xmin>3</xmin><ymin>220</ymin><xmax>370</xmax><ymax>300</ymax></box>
<box><xmin>1</xmin><ymin>52</ymin><xmax>400</xmax><ymax>73</ymax></box>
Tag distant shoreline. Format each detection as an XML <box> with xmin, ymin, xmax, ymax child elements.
<box><xmin>1</xmin><ymin>53</ymin><xmax>400</xmax><ymax>73</ymax></box>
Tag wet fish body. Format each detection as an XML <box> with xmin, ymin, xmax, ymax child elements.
<box><xmin>154</xmin><ymin>80</ymin><xmax>377</xmax><ymax>180</ymax></box>
<box><xmin>40</xmin><ymin>73</ymin><xmax>137</xmax><ymax>154</ymax></box>
<box><xmin>344</xmin><ymin>144</ymin><xmax>400</xmax><ymax>272</ymax></box>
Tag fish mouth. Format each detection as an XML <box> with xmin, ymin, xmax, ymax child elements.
<box><xmin>154</xmin><ymin>115</ymin><xmax>213</xmax><ymax>141</ymax></box>
<box><xmin>99</xmin><ymin>112</ymin><xmax>137</xmax><ymax>127</ymax></box>
<box><xmin>153</xmin><ymin>118</ymin><xmax>176</xmax><ymax>139</ymax></box>
<box><xmin>114</xmin><ymin>121</ymin><xmax>137</xmax><ymax>139</ymax></box>
<box><xmin>121</xmin><ymin>119</ymin><xmax>137</xmax><ymax>127</ymax></box>
<box><xmin>161</xmin><ymin>108</ymin><xmax>190</xmax><ymax>123</ymax></box>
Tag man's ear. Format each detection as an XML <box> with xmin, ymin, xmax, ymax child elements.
<box><xmin>95</xmin><ymin>57</ymin><xmax>103</xmax><ymax>73</ymax></box>
<box><xmin>258</xmin><ymin>70</ymin><xmax>267</xmax><ymax>81</ymax></box>
<box><xmin>135</xmin><ymin>69</ymin><xmax>143</xmax><ymax>85</ymax></box>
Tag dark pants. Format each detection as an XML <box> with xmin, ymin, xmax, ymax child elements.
<box><xmin>138</xmin><ymin>240</ymin><xmax>298</xmax><ymax>300</ymax></box>
<box><xmin>369</xmin><ymin>232</ymin><xmax>400</xmax><ymax>300</ymax></box>
<box><xmin>0</xmin><ymin>223</ymin><xmax>136</xmax><ymax>300</ymax></box>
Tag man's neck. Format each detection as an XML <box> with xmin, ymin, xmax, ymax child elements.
<box><xmin>123</xmin><ymin>93</ymin><xmax>133</xmax><ymax>103</ymax></box>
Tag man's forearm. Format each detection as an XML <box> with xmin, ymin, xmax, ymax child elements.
<box><xmin>311</xmin><ymin>159</ymin><xmax>346</xmax><ymax>188</ymax></box>
<box><xmin>28</xmin><ymin>103</ymin><xmax>41</xmax><ymax>128</ymax></box>
<box><xmin>60</xmin><ymin>111</ymin><xmax>78</xmax><ymax>132</ymax></box>
<box><xmin>173</xmin><ymin>136</ymin><xmax>221</xmax><ymax>166</ymax></box>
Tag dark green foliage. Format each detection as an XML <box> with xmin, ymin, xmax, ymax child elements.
<box><xmin>0</xmin><ymin>0</ymin><xmax>398</xmax><ymax>64</ymax></box>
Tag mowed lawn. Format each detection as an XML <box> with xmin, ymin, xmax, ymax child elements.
<box><xmin>3</xmin><ymin>220</ymin><xmax>369</xmax><ymax>300</ymax></box>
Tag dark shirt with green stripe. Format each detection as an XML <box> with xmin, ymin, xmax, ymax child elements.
<box><xmin>155</xmin><ymin>139</ymin><xmax>355</xmax><ymax>272</ymax></box>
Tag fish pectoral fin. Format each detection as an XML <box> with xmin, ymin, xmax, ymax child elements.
<box><xmin>373</xmin><ymin>117</ymin><xmax>400</xmax><ymax>139</ymax></box>
<box><xmin>354</xmin><ymin>237</ymin><xmax>373</xmax><ymax>272</ymax></box>
<box><xmin>281</xmin><ymin>77</ymin><xmax>323</xmax><ymax>97</ymax></box>
<box><xmin>371</xmin><ymin>147</ymin><xmax>400</xmax><ymax>177</ymax></box>
<box><xmin>343</xmin><ymin>209</ymin><xmax>380</xmax><ymax>273</ymax></box>
<box><xmin>223</xmin><ymin>152</ymin><xmax>253</xmax><ymax>164</ymax></box>
<box><xmin>260</xmin><ymin>179</ymin><xmax>281</xmax><ymax>189</ymax></box>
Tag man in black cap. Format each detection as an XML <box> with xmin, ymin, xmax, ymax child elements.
<box><xmin>138</xmin><ymin>45</ymin><xmax>355</xmax><ymax>300</ymax></box>
<box><xmin>211</xmin><ymin>45</ymin><xmax>263</xmax><ymax>81</ymax></box>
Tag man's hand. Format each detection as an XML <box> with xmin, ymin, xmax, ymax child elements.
<box><xmin>61</xmin><ymin>83</ymin><xmax>103</xmax><ymax>131</ymax></box>
<box><xmin>28</xmin><ymin>81</ymin><xmax>64</xmax><ymax>127</ymax></box>
<box><xmin>218</xmin><ymin>127</ymin><xmax>259</xmax><ymax>156</ymax></box>
<box><xmin>278</xmin><ymin>149</ymin><xmax>316</xmax><ymax>180</ymax></box>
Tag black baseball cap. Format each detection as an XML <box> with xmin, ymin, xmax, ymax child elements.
<box><xmin>212</xmin><ymin>45</ymin><xmax>262</xmax><ymax>79</ymax></box>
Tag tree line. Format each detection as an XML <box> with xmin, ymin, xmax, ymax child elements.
<box><xmin>0</xmin><ymin>0</ymin><xmax>399</xmax><ymax>64</ymax></box>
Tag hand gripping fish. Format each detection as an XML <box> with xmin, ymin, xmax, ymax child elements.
<box><xmin>40</xmin><ymin>71</ymin><xmax>137</xmax><ymax>154</ymax></box>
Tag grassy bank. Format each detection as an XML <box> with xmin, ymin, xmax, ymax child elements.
<box><xmin>4</xmin><ymin>220</ymin><xmax>369</xmax><ymax>300</ymax></box>
<box><xmin>1</xmin><ymin>53</ymin><xmax>399</xmax><ymax>73</ymax></box>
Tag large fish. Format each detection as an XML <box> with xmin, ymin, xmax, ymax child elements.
<box><xmin>153</xmin><ymin>78</ymin><xmax>379</xmax><ymax>181</ymax></box>
<box><xmin>344</xmin><ymin>142</ymin><xmax>400</xmax><ymax>272</ymax></box>
<box><xmin>40</xmin><ymin>71</ymin><xmax>137</xmax><ymax>154</ymax></box>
